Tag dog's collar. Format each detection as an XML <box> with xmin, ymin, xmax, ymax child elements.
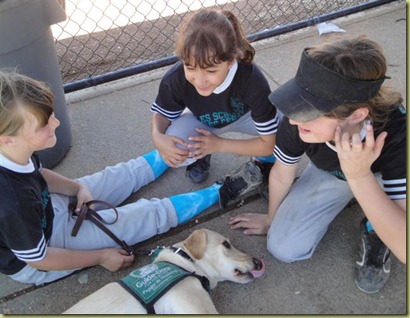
<box><xmin>149</xmin><ymin>246</ymin><xmax>193</xmax><ymax>262</ymax></box>
<box><xmin>149</xmin><ymin>246</ymin><xmax>211</xmax><ymax>294</ymax></box>
<box><xmin>169</xmin><ymin>246</ymin><xmax>193</xmax><ymax>261</ymax></box>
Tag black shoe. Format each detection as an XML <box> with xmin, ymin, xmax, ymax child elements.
<box><xmin>259</xmin><ymin>176</ymin><xmax>300</xmax><ymax>202</ymax></box>
<box><xmin>253</xmin><ymin>159</ymin><xmax>274</xmax><ymax>202</ymax></box>
<box><xmin>259</xmin><ymin>184</ymin><xmax>269</xmax><ymax>201</ymax></box>
<box><xmin>355</xmin><ymin>218</ymin><xmax>391</xmax><ymax>293</ymax></box>
<box><xmin>186</xmin><ymin>155</ymin><xmax>211</xmax><ymax>183</ymax></box>
<box><xmin>254</xmin><ymin>159</ymin><xmax>274</xmax><ymax>184</ymax></box>
<box><xmin>219</xmin><ymin>160</ymin><xmax>263</xmax><ymax>210</ymax></box>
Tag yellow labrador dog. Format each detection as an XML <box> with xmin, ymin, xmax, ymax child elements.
<box><xmin>64</xmin><ymin>229</ymin><xmax>265</xmax><ymax>314</ymax></box>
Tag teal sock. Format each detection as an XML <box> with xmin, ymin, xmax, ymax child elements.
<box><xmin>142</xmin><ymin>150</ymin><xmax>169</xmax><ymax>179</ymax></box>
<box><xmin>366</xmin><ymin>220</ymin><xmax>374</xmax><ymax>232</ymax></box>
<box><xmin>169</xmin><ymin>183</ymin><xmax>222</xmax><ymax>224</ymax></box>
<box><xmin>255</xmin><ymin>155</ymin><xmax>276</xmax><ymax>164</ymax></box>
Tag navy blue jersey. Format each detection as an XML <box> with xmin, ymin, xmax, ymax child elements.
<box><xmin>151</xmin><ymin>61</ymin><xmax>279</xmax><ymax>135</ymax></box>
<box><xmin>0</xmin><ymin>153</ymin><xmax>54</xmax><ymax>275</ymax></box>
<box><xmin>274</xmin><ymin>105</ymin><xmax>406</xmax><ymax>200</ymax></box>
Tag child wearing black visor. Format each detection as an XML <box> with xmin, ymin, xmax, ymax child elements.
<box><xmin>229</xmin><ymin>36</ymin><xmax>406</xmax><ymax>294</ymax></box>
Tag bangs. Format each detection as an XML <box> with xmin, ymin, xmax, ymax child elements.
<box><xmin>27</xmin><ymin>104</ymin><xmax>53</xmax><ymax>128</ymax></box>
<box><xmin>177</xmin><ymin>33</ymin><xmax>230</xmax><ymax>69</ymax></box>
<box><xmin>20</xmin><ymin>85</ymin><xmax>54</xmax><ymax>128</ymax></box>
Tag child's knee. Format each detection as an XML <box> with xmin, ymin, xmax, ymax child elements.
<box><xmin>267</xmin><ymin>239</ymin><xmax>296</xmax><ymax>263</ymax></box>
<box><xmin>267</xmin><ymin>231</ymin><xmax>313</xmax><ymax>263</ymax></box>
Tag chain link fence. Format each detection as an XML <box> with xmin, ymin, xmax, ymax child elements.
<box><xmin>51</xmin><ymin>0</ymin><xmax>396</xmax><ymax>92</ymax></box>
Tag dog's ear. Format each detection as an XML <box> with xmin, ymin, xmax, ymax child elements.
<box><xmin>183</xmin><ymin>229</ymin><xmax>207</xmax><ymax>260</ymax></box>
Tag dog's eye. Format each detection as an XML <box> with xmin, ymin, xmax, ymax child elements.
<box><xmin>222</xmin><ymin>240</ymin><xmax>231</xmax><ymax>249</ymax></box>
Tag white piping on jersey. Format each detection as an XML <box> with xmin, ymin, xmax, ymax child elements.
<box><xmin>273</xmin><ymin>146</ymin><xmax>302</xmax><ymax>165</ymax></box>
<box><xmin>12</xmin><ymin>235</ymin><xmax>47</xmax><ymax>262</ymax></box>
<box><xmin>212</xmin><ymin>60</ymin><xmax>238</xmax><ymax>94</ymax></box>
<box><xmin>0</xmin><ymin>154</ymin><xmax>35</xmax><ymax>173</ymax></box>
<box><xmin>255</xmin><ymin>114</ymin><xmax>280</xmax><ymax>134</ymax></box>
<box><xmin>150</xmin><ymin>103</ymin><xmax>182</xmax><ymax>120</ymax></box>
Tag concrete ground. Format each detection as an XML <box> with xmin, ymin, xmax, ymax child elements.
<box><xmin>0</xmin><ymin>1</ymin><xmax>406</xmax><ymax>314</ymax></box>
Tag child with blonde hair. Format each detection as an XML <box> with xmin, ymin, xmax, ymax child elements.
<box><xmin>0</xmin><ymin>71</ymin><xmax>231</xmax><ymax>285</ymax></box>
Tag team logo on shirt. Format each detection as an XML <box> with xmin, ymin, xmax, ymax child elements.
<box><xmin>198</xmin><ymin>97</ymin><xmax>246</xmax><ymax>127</ymax></box>
<box><xmin>41</xmin><ymin>188</ymin><xmax>50</xmax><ymax>229</ymax></box>
<box><xmin>329</xmin><ymin>170</ymin><xmax>346</xmax><ymax>181</ymax></box>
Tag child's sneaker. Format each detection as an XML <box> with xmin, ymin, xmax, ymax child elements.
<box><xmin>251</xmin><ymin>157</ymin><xmax>274</xmax><ymax>201</ymax></box>
<box><xmin>219</xmin><ymin>160</ymin><xmax>263</xmax><ymax>210</ymax></box>
<box><xmin>253</xmin><ymin>158</ymin><xmax>274</xmax><ymax>184</ymax></box>
<box><xmin>355</xmin><ymin>218</ymin><xmax>391</xmax><ymax>293</ymax></box>
<box><xmin>186</xmin><ymin>154</ymin><xmax>211</xmax><ymax>183</ymax></box>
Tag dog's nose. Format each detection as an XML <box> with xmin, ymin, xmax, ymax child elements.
<box><xmin>250</xmin><ymin>258</ymin><xmax>265</xmax><ymax>278</ymax></box>
<box><xmin>253</xmin><ymin>258</ymin><xmax>262</xmax><ymax>270</ymax></box>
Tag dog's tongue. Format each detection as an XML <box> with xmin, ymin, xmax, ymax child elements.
<box><xmin>250</xmin><ymin>259</ymin><xmax>265</xmax><ymax>278</ymax></box>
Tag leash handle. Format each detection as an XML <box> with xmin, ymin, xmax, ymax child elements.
<box><xmin>85</xmin><ymin>200</ymin><xmax>119</xmax><ymax>224</ymax></box>
<box><xmin>70</xmin><ymin>200</ymin><xmax>133</xmax><ymax>255</ymax></box>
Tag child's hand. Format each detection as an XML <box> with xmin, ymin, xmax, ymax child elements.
<box><xmin>187</xmin><ymin>128</ymin><xmax>221</xmax><ymax>158</ymax></box>
<box><xmin>153</xmin><ymin>133</ymin><xmax>189</xmax><ymax>167</ymax></box>
<box><xmin>334</xmin><ymin>123</ymin><xmax>387</xmax><ymax>181</ymax></box>
<box><xmin>99</xmin><ymin>248</ymin><xmax>135</xmax><ymax>272</ymax></box>
<box><xmin>74</xmin><ymin>183</ymin><xmax>93</xmax><ymax>213</ymax></box>
<box><xmin>228</xmin><ymin>213</ymin><xmax>271</xmax><ymax>235</ymax></box>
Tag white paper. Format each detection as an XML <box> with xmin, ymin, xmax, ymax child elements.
<box><xmin>317</xmin><ymin>22</ymin><xmax>346</xmax><ymax>35</ymax></box>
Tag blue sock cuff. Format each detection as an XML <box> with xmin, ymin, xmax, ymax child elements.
<box><xmin>170</xmin><ymin>183</ymin><xmax>221</xmax><ymax>224</ymax></box>
<box><xmin>366</xmin><ymin>220</ymin><xmax>374</xmax><ymax>232</ymax></box>
<box><xmin>255</xmin><ymin>155</ymin><xmax>276</xmax><ymax>164</ymax></box>
<box><xmin>142</xmin><ymin>150</ymin><xmax>169</xmax><ymax>179</ymax></box>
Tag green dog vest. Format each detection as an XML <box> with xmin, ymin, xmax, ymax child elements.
<box><xmin>119</xmin><ymin>261</ymin><xmax>207</xmax><ymax>313</ymax></box>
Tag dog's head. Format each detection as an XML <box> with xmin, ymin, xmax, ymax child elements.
<box><xmin>182</xmin><ymin>229</ymin><xmax>265</xmax><ymax>287</ymax></box>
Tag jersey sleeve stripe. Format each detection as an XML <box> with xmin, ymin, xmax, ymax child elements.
<box><xmin>11</xmin><ymin>235</ymin><xmax>47</xmax><ymax>262</ymax></box>
<box><xmin>255</xmin><ymin>115</ymin><xmax>280</xmax><ymax>135</ymax></box>
<box><xmin>257</xmin><ymin>126</ymin><xmax>278</xmax><ymax>135</ymax></box>
<box><xmin>273</xmin><ymin>146</ymin><xmax>301</xmax><ymax>165</ymax></box>
<box><xmin>386</xmin><ymin>193</ymin><xmax>406</xmax><ymax>200</ymax></box>
<box><xmin>384</xmin><ymin>185</ymin><xmax>406</xmax><ymax>192</ymax></box>
<box><xmin>150</xmin><ymin>103</ymin><xmax>183</xmax><ymax>120</ymax></box>
<box><xmin>383</xmin><ymin>178</ymin><xmax>406</xmax><ymax>185</ymax></box>
<box><xmin>383</xmin><ymin>178</ymin><xmax>406</xmax><ymax>200</ymax></box>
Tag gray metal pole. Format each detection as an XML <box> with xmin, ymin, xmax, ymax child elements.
<box><xmin>0</xmin><ymin>0</ymin><xmax>71</xmax><ymax>168</ymax></box>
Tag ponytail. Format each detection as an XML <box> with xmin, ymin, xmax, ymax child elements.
<box><xmin>221</xmin><ymin>10</ymin><xmax>255</xmax><ymax>64</ymax></box>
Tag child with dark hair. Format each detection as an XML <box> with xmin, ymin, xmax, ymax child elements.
<box><xmin>149</xmin><ymin>9</ymin><xmax>280</xmax><ymax>203</ymax></box>
<box><xmin>229</xmin><ymin>36</ymin><xmax>406</xmax><ymax>294</ymax></box>
<box><xmin>0</xmin><ymin>71</ymin><xmax>229</xmax><ymax>285</ymax></box>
